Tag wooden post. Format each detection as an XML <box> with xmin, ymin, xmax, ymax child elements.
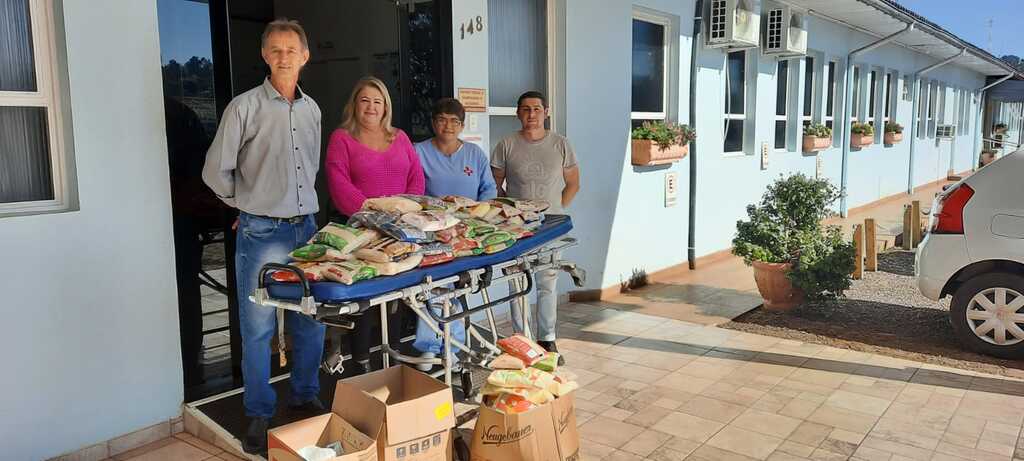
<box><xmin>865</xmin><ymin>218</ymin><xmax>877</xmax><ymax>271</ymax></box>
<box><xmin>911</xmin><ymin>200</ymin><xmax>922</xmax><ymax>248</ymax></box>
<box><xmin>853</xmin><ymin>224</ymin><xmax>864</xmax><ymax>280</ymax></box>
<box><xmin>902</xmin><ymin>205</ymin><xmax>913</xmax><ymax>250</ymax></box>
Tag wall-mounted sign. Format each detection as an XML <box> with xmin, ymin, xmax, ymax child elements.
<box><xmin>458</xmin><ymin>88</ymin><xmax>487</xmax><ymax>112</ymax></box>
<box><xmin>665</xmin><ymin>172</ymin><xmax>678</xmax><ymax>207</ymax></box>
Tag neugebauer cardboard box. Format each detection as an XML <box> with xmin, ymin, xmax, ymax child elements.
<box><xmin>267</xmin><ymin>412</ymin><xmax>378</xmax><ymax>461</ymax></box>
<box><xmin>333</xmin><ymin>366</ymin><xmax>456</xmax><ymax>461</ymax></box>
<box><xmin>470</xmin><ymin>391</ymin><xmax>580</xmax><ymax>461</ymax></box>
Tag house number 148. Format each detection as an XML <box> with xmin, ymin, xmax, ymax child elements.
<box><xmin>460</xmin><ymin>16</ymin><xmax>484</xmax><ymax>39</ymax></box>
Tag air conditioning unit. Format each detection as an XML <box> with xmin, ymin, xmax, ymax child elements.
<box><xmin>705</xmin><ymin>0</ymin><xmax>761</xmax><ymax>49</ymax></box>
<box><xmin>762</xmin><ymin>2</ymin><xmax>807</xmax><ymax>57</ymax></box>
<box><xmin>937</xmin><ymin>124</ymin><xmax>957</xmax><ymax>139</ymax></box>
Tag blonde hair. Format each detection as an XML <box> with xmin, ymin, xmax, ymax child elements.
<box><xmin>341</xmin><ymin>76</ymin><xmax>397</xmax><ymax>142</ymax></box>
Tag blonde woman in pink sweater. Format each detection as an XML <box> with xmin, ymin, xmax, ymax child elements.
<box><xmin>325</xmin><ymin>76</ymin><xmax>424</xmax><ymax>373</ymax></box>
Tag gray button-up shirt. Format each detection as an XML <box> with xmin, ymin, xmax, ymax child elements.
<box><xmin>202</xmin><ymin>78</ymin><xmax>321</xmax><ymax>218</ymax></box>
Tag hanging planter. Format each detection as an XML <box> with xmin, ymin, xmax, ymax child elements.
<box><xmin>630</xmin><ymin>121</ymin><xmax>695</xmax><ymax>166</ymax></box>
<box><xmin>802</xmin><ymin>123</ymin><xmax>832</xmax><ymax>153</ymax></box>
<box><xmin>884</xmin><ymin>121</ymin><xmax>904</xmax><ymax>145</ymax></box>
<box><xmin>850</xmin><ymin>122</ymin><xmax>874</xmax><ymax>149</ymax></box>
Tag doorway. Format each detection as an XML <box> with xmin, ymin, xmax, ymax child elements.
<box><xmin>158</xmin><ymin>0</ymin><xmax>452</xmax><ymax>402</ymax></box>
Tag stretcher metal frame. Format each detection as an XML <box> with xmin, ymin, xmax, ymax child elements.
<box><xmin>251</xmin><ymin>236</ymin><xmax>585</xmax><ymax>405</ymax></box>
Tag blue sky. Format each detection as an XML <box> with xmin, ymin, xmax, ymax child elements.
<box><xmin>156</xmin><ymin>0</ymin><xmax>212</xmax><ymax>65</ymax></box>
<box><xmin>897</xmin><ymin>0</ymin><xmax>1024</xmax><ymax>58</ymax></box>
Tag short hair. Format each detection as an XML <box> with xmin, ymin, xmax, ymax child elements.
<box><xmin>261</xmin><ymin>18</ymin><xmax>309</xmax><ymax>50</ymax></box>
<box><xmin>432</xmin><ymin>98</ymin><xmax>466</xmax><ymax>122</ymax></box>
<box><xmin>517</xmin><ymin>91</ymin><xmax>548</xmax><ymax>109</ymax></box>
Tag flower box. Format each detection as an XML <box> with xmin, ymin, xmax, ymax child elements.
<box><xmin>631</xmin><ymin>139</ymin><xmax>688</xmax><ymax>166</ymax></box>
<box><xmin>884</xmin><ymin>132</ymin><xmax>903</xmax><ymax>145</ymax></box>
<box><xmin>850</xmin><ymin>134</ymin><xmax>873</xmax><ymax>149</ymax></box>
<box><xmin>802</xmin><ymin>135</ymin><xmax>831</xmax><ymax>153</ymax></box>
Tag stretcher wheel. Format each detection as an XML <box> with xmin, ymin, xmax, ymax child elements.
<box><xmin>454</xmin><ymin>432</ymin><xmax>471</xmax><ymax>461</ymax></box>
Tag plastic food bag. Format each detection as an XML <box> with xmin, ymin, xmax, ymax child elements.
<box><xmin>468</xmin><ymin>202</ymin><xmax>491</xmax><ymax>218</ymax></box>
<box><xmin>270</xmin><ymin>262</ymin><xmax>330</xmax><ymax>282</ymax></box>
<box><xmin>297</xmin><ymin>442</ymin><xmax>344</xmax><ymax>461</ymax></box>
<box><xmin>289</xmin><ymin>244</ymin><xmax>350</xmax><ymax>262</ymax></box>
<box><xmin>451</xmin><ymin>238</ymin><xmax>482</xmax><ymax>257</ymax></box>
<box><xmin>400</xmin><ymin>210</ymin><xmax>460</xmax><ymax>232</ymax></box>
<box><xmin>479</xmin><ymin>231</ymin><xmax>515</xmax><ymax>247</ymax></box>
<box><xmin>309</xmin><ymin>223</ymin><xmax>378</xmax><ymax>254</ymax></box>
<box><xmin>531</xmin><ymin>352</ymin><xmax>560</xmax><ymax>372</ymax></box>
<box><xmin>494</xmin><ymin>198</ymin><xmax>550</xmax><ymax>213</ymax></box>
<box><xmin>379</xmin><ymin>222</ymin><xmax>433</xmax><ymax>243</ymax></box>
<box><xmin>492</xmin><ymin>393</ymin><xmax>538</xmax><ymax>415</ymax></box>
<box><xmin>487</xmin><ymin>367</ymin><xmax>557</xmax><ymax>390</ymax></box>
<box><xmin>442</xmin><ymin>195</ymin><xmax>478</xmax><ymax>209</ymax></box>
<box><xmin>461</xmin><ymin>218</ymin><xmax>496</xmax><ymax>238</ymax></box>
<box><xmin>322</xmin><ymin>261</ymin><xmax>378</xmax><ymax>285</ymax></box>
<box><xmin>496</xmin><ymin>335</ymin><xmax>547</xmax><ymax>366</ymax></box>
<box><xmin>353</xmin><ymin>238</ymin><xmax>420</xmax><ymax>263</ymax></box>
<box><xmin>347</xmin><ymin>210</ymin><xmax>398</xmax><ymax>229</ymax></box>
<box><xmin>367</xmin><ymin>252</ymin><xmax>424</xmax><ymax>276</ymax></box>
<box><xmin>363</xmin><ymin>196</ymin><xmax>422</xmax><ymax>214</ymax></box>
<box><xmin>419</xmin><ymin>252</ymin><xmax>455</xmax><ymax>267</ymax></box>
<box><xmin>490</xmin><ymin>353</ymin><xmax>526</xmax><ymax>370</ymax></box>
<box><xmin>480</xmin><ymin>384</ymin><xmax>554</xmax><ymax>405</ymax></box>
<box><xmin>397</xmin><ymin>194</ymin><xmax>451</xmax><ymax>211</ymax></box>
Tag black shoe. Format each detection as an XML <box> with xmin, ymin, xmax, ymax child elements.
<box><xmin>537</xmin><ymin>341</ymin><xmax>566</xmax><ymax>366</ymax></box>
<box><xmin>288</xmin><ymin>396</ymin><xmax>325</xmax><ymax>413</ymax></box>
<box><xmin>242</xmin><ymin>417</ymin><xmax>269</xmax><ymax>456</ymax></box>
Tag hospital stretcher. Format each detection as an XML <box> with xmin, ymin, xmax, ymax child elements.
<box><xmin>251</xmin><ymin>215</ymin><xmax>585</xmax><ymax>411</ymax></box>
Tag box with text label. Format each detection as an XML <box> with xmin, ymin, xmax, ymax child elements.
<box><xmin>470</xmin><ymin>391</ymin><xmax>579</xmax><ymax>461</ymax></box>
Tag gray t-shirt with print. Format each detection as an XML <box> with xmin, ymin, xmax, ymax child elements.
<box><xmin>490</xmin><ymin>132</ymin><xmax>578</xmax><ymax>214</ymax></box>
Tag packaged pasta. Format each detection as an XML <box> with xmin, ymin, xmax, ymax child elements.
<box><xmin>353</xmin><ymin>238</ymin><xmax>420</xmax><ymax>263</ymax></box>
<box><xmin>531</xmin><ymin>352</ymin><xmax>560</xmax><ymax>372</ymax></box>
<box><xmin>322</xmin><ymin>261</ymin><xmax>378</xmax><ymax>285</ymax></box>
<box><xmin>461</xmin><ymin>218</ymin><xmax>496</xmax><ymax>238</ymax></box>
<box><xmin>289</xmin><ymin>244</ymin><xmax>350</xmax><ymax>262</ymax></box>
<box><xmin>366</xmin><ymin>252</ymin><xmax>424</xmax><ymax>276</ymax></box>
<box><xmin>309</xmin><ymin>223</ymin><xmax>378</xmax><ymax>254</ymax></box>
<box><xmin>270</xmin><ymin>262</ymin><xmax>330</xmax><ymax>282</ymax></box>
<box><xmin>496</xmin><ymin>335</ymin><xmax>547</xmax><ymax>366</ymax></box>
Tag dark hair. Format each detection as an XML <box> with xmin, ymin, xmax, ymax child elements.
<box><xmin>262</xmin><ymin>18</ymin><xmax>309</xmax><ymax>50</ymax></box>
<box><xmin>432</xmin><ymin>98</ymin><xmax>466</xmax><ymax>122</ymax></box>
<box><xmin>516</xmin><ymin>91</ymin><xmax>548</xmax><ymax>109</ymax></box>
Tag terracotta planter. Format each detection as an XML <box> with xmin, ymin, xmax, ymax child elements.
<box><xmin>631</xmin><ymin>139</ymin><xmax>688</xmax><ymax>166</ymax></box>
<box><xmin>850</xmin><ymin>133</ymin><xmax>873</xmax><ymax>149</ymax></box>
<box><xmin>801</xmin><ymin>135</ymin><xmax>831</xmax><ymax>153</ymax></box>
<box><xmin>752</xmin><ymin>260</ymin><xmax>805</xmax><ymax>311</ymax></box>
<box><xmin>884</xmin><ymin>132</ymin><xmax>903</xmax><ymax>145</ymax></box>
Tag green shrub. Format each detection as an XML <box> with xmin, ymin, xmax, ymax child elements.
<box><xmin>732</xmin><ymin>174</ymin><xmax>855</xmax><ymax>301</ymax></box>
<box><xmin>851</xmin><ymin>122</ymin><xmax>874</xmax><ymax>136</ymax></box>
<box><xmin>631</xmin><ymin>121</ymin><xmax>696</xmax><ymax>150</ymax></box>
<box><xmin>884</xmin><ymin>121</ymin><xmax>903</xmax><ymax>134</ymax></box>
<box><xmin>803</xmin><ymin>122</ymin><xmax>832</xmax><ymax>138</ymax></box>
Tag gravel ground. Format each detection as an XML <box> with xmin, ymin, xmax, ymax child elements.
<box><xmin>723</xmin><ymin>250</ymin><xmax>1024</xmax><ymax>380</ymax></box>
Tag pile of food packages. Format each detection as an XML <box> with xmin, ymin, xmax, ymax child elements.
<box><xmin>271</xmin><ymin>195</ymin><xmax>550</xmax><ymax>285</ymax></box>
<box><xmin>481</xmin><ymin>334</ymin><xmax>579</xmax><ymax>414</ymax></box>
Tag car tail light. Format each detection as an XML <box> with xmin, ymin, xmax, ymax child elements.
<box><xmin>931</xmin><ymin>184</ymin><xmax>974</xmax><ymax>234</ymax></box>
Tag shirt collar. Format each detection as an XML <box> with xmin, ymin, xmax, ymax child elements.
<box><xmin>261</xmin><ymin>78</ymin><xmax>306</xmax><ymax>102</ymax></box>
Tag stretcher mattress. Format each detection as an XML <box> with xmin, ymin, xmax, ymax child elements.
<box><xmin>266</xmin><ymin>215</ymin><xmax>573</xmax><ymax>303</ymax></box>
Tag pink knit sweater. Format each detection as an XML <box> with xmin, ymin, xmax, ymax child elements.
<box><xmin>325</xmin><ymin>128</ymin><xmax>425</xmax><ymax>216</ymax></box>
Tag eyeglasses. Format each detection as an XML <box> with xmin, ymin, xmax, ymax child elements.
<box><xmin>434</xmin><ymin>117</ymin><xmax>463</xmax><ymax>127</ymax></box>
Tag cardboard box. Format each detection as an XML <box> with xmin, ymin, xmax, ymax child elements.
<box><xmin>268</xmin><ymin>412</ymin><xmax>377</xmax><ymax>461</ymax></box>
<box><xmin>333</xmin><ymin>366</ymin><xmax>456</xmax><ymax>461</ymax></box>
<box><xmin>470</xmin><ymin>391</ymin><xmax>580</xmax><ymax>461</ymax></box>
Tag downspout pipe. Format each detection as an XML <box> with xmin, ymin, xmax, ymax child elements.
<box><xmin>907</xmin><ymin>48</ymin><xmax>966</xmax><ymax>193</ymax></box>
<box><xmin>972</xmin><ymin>74</ymin><xmax>1014</xmax><ymax>168</ymax></box>
<box><xmin>687</xmin><ymin>0</ymin><xmax>702</xmax><ymax>270</ymax></box>
<box><xmin>840</xmin><ymin>23</ymin><xmax>914</xmax><ymax>217</ymax></box>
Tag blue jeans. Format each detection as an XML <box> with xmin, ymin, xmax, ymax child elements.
<box><xmin>235</xmin><ymin>212</ymin><xmax>324</xmax><ymax>418</ymax></box>
<box><xmin>412</xmin><ymin>293</ymin><xmax>467</xmax><ymax>355</ymax></box>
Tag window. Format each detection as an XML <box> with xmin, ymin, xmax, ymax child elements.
<box><xmin>851</xmin><ymin>67</ymin><xmax>861</xmax><ymax>122</ymax></box>
<box><xmin>631</xmin><ymin>13</ymin><xmax>668</xmax><ymax>121</ymax></box>
<box><xmin>724</xmin><ymin>50</ymin><xmax>746</xmax><ymax>153</ymax></box>
<box><xmin>884</xmin><ymin>72</ymin><xmax>895</xmax><ymax>122</ymax></box>
<box><xmin>775</xmin><ymin>60</ymin><xmax>789</xmax><ymax>150</ymax></box>
<box><xmin>868</xmin><ymin>70</ymin><xmax>877</xmax><ymax>127</ymax></box>
<box><xmin>937</xmin><ymin>84</ymin><xmax>946</xmax><ymax>124</ymax></box>
<box><xmin>488</xmin><ymin>0</ymin><xmax>550</xmax><ymax>149</ymax></box>
<box><xmin>825</xmin><ymin>60</ymin><xmax>837</xmax><ymax>130</ymax></box>
<box><xmin>918</xmin><ymin>80</ymin><xmax>928</xmax><ymax>137</ymax></box>
<box><xmin>955</xmin><ymin>88</ymin><xmax>964</xmax><ymax>131</ymax></box>
<box><xmin>1</xmin><ymin>0</ymin><xmax>72</xmax><ymax>215</ymax></box>
<box><xmin>802</xmin><ymin>56</ymin><xmax>814</xmax><ymax>128</ymax></box>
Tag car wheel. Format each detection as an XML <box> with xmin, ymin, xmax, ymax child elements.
<box><xmin>950</xmin><ymin>272</ymin><xmax>1024</xmax><ymax>359</ymax></box>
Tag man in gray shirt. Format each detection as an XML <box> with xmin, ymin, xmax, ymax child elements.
<box><xmin>491</xmin><ymin>91</ymin><xmax>580</xmax><ymax>364</ymax></box>
<box><xmin>202</xmin><ymin>19</ymin><xmax>323</xmax><ymax>455</ymax></box>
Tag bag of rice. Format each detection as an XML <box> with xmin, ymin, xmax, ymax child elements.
<box><xmin>353</xmin><ymin>238</ymin><xmax>420</xmax><ymax>263</ymax></box>
<box><xmin>270</xmin><ymin>262</ymin><xmax>330</xmax><ymax>282</ymax></box>
<box><xmin>531</xmin><ymin>352</ymin><xmax>560</xmax><ymax>372</ymax></box>
<box><xmin>379</xmin><ymin>222</ymin><xmax>433</xmax><ymax>243</ymax></box>
<box><xmin>322</xmin><ymin>261</ymin><xmax>378</xmax><ymax>285</ymax></box>
<box><xmin>397</xmin><ymin>194</ymin><xmax>451</xmax><ymax>211</ymax></box>
<box><xmin>496</xmin><ymin>335</ymin><xmax>547</xmax><ymax>366</ymax></box>
<box><xmin>309</xmin><ymin>223</ymin><xmax>378</xmax><ymax>254</ymax></box>
<box><xmin>400</xmin><ymin>210</ymin><xmax>460</xmax><ymax>232</ymax></box>
<box><xmin>442</xmin><ymin>195</ymin><xmax>478</xmax><ymax>209</ymax></box>
<box><xmin>347</xmin><ymin>210</ymin><xmax>398</xmax><ymax>229</ymax></box>
<box><xmin>487</xmin><ymin>368</ymin><xmax>557</xmax><ymax>389</ymax></box>
<box><xmin>363</xmin><ymin>196</ymin><xmax>421</xmax><ymax>214</ymax></box>
<box><xmin>468</xmin><ymin>202</ymin><xmax>491</xmax><ymax>218</ymax></box>
<box><xmin>366</xmin><ymin>252</ymin><xmax>424</xmax><ymax>276</ymax></box>
<box><xmin>490</xmin><ymin>353</ymin><xmax>526</xmax><ymax>370</ymax></box>
<box><xmin>289</xmin><ymin>244</ymin><xmax>349</xmax><ymax>262</ymax></box>
<box><xmin>461</xmin><ymin>218</ymin><xmax>496</xmax><ymax>238</ymax></box>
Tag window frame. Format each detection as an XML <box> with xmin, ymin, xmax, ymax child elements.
<box><xmin>487</xmin><ymin>0</ymin><xmax>559</xmax><ymax>134</ymax></box>
<box><xmin>801</xmin><ymin>56</ymin><xmax>814</xmax><ymax>129</ymax></box>
<box><xmin>851</xmin><ymin>66</ymin><xmax>861</xmax><ymax>122</ymax></box>
<box><xmin>883</xmin><ymin>71</ymin><xmax>896</xmax><ymax>123</ymax></box>
<box><xmin>723</xmin><ymin>49</ymin><xmax>747</xmax><ymax>155</ymax></box>
<box><xmin>630</xmin><ymin>7</ymin><xmax>677</xmax><ymax>122</ymax></box>
<box><xmin>0</xmin><ymin>0</ymin><xmax>72</xmax><ymax>216</ymax></box>
<box><xmin>824</xmin><ymin>60</ymin><xmax>837</xmax><ymax>131</ymax></box>
<box><xmin>775</xmin><ymin>59</ymin><xmax>790</xmax><ymax>151</ymax></box>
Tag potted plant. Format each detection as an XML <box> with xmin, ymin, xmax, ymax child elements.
<box><xmin>980</xmin><ymin>150</ymin><xmax>997</xmax><ymax>167</ymax></box>
<box><xmin>850</xmin><ymin>122</ymin><xmax>874</xmax><ymax>148</ymax></box>
<box><xmin>630</xmin><ymin>121</ymin><xmax>696</xmax><ymax>166</ymax></box>
<box><xmin>884</xmin><ymin>121</ymin><xmax>903</xmax><ymax>145</ymax></box>
<box><xmin>733</xmin><ymin>174</ymin><xmax>856</xmax><ymax>311</ymax></box>
<box><xmin>994</xmin><ymin>123</ymin><xmax>1008</xmax><ymax>135</ymax></box>
<box><xmin>802</xmin><ymin>123</ymin><xmax>832</xmax><ymax>153</ymax></box>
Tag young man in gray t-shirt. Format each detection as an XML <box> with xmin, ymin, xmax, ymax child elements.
<box><xmin>491</xmin><ymin>91</ymin><xmax>580</xmax><ymax>363</ymax></box>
